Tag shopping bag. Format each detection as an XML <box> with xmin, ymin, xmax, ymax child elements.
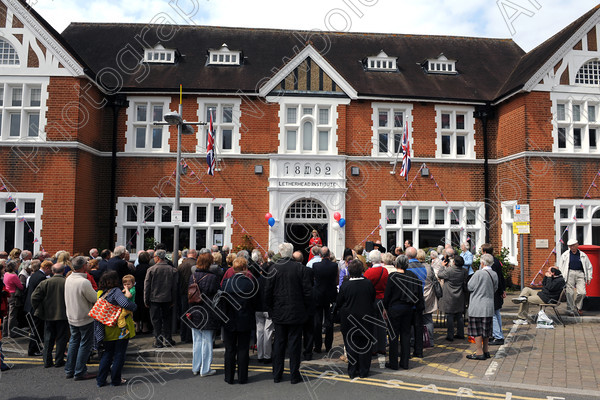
<box><xmin>536</xmin><ymin>309</ymin><xmax>554</xmax><ymax>329</ymax></box>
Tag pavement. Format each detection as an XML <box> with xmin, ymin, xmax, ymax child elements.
<box><xmin>4</xmin><ymin>293</ymin><xmax>600</xmax><ymax>398</ymax></box>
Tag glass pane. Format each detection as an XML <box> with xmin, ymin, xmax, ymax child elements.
<box><xmin>287</xmin><ymin>107</ymin><xmax>297</xmax><ymax>124</ymax></box>
<box><xmin>213</xmin><ymin>229</ymin><xmax>224</xmax><ymax>246</ymax></box>
<box><xmin>419</xmin><ymin>209</ymin><xmax>429</xmax><ymax>224</ymax></box>
<box><xmin>442</xmin><ymin>135</ymin><xmax>451</xmax><ymax>154</ymax></box>
<box><xmin>560</xmin><ymin>225</ymin><xmax>568</xmax><ymax>253</ymax></box>
<box><xmin>162</xmin><ymin>205</ymin><xmax>172</xmax><ymax>222</ymax></box>
<box><xmin>593</xmin><ymin>226</ymin><xmax>600</xmax><ymax>246</ymax></box>
<box><xmin>557</xmin><ymin>104</ymin><xmax>565</xmax><ymax>120</ymax></box>
<box><xmin>467</xmin><ymin>209</ymin><xmax>476</xmax><ymax>225</ymax></box>
<box><xmin>126</xmin><ymin>228</ymin><xmax>137</xmax><ymax>254</ymax></box>
<box><xmin>179</xmin><ymin>228</ymin><xmax>190</xmax><ymax>250</ymax></box>
<box><xmin>403</xmin><ymin>209</ymin><xmax>412</xmax><ymax>224</ymax></box>
<box><xmin>456</xmin><ymin>114</ymin><xmax>465</xmax><ymax>130</ymax></box>
<box><xmin>456</xmin><ymin>135</ymin><xmax>466</xmax><ymax>155</ymax></box>
<box><xmin>590</xmin><ymin>128</ymin><xmax>597</xmax><ymax>148</ymax></box>
<box><xmin>386</xmin><ymin>231</ymin><xmax>397</xmax><ymax>250</ymax></box>
<box><xmin>379</xmin><ymin>133</ymin><xmax>388</xmax><ymax>153</ymax></box>
<box><xmin>394</xmin><ymin>134</ymin><xmax>402</xmax><ymax>153</ymax></box>
<box><xmin>223</xmin><ymin>106</ymin><xmax>233</xmax><ymax>123</ymax></box>
<box><xmin>136</xmin><ymin>105</ymin><xmax>147</xmax><ymax>122</ymax></box>
<box><xmin>466</xmin><ymin>231</ymin><xmax>477</xmax><ymax>251</ymax></box>
<box><xmin>126</xmin><ymin>205</ymin><xmax>137</xmax><ymax>222</ymax></box>
<box><xmin>3</xmin><ymin>221</ymin><xmax>14</xmax><ymax>252</ymax></box>
<box><xmin>152</xmin><ymin>105</ymin><xmax>163</xmax><ymax>122</ymax></box>
<box><xmin>10</xmin><ymin>113</ymin><xmax>20</xmax><ymax>136</ymax></box>
<box><xmin>152</xmin><ymin>128</ymin><xmax>162</xmax><ymax>148</ymax></box>
<box><xmin>28</xmin><ymin>113</ymin><xmax>39</xmax><ymax>137</ymax></box>
<box><xmin>387</xmin><ymin>208</ymin><xmax>397</xmax><ymax>224</ymax></box>
<box><xmin>558</xmin><ymin>128</ymin><xmax>566</xmax><ymax>148</ymax></box>
<box><xmin>441</xmin><ymin>113</ymin><xmax>450</xmax><ymax>129</ymax></box>
<box><xmin>29</xmin><ymin>88</ymin><xmax>41</xmax><ymax>106</ymax></box>
<box><xmin>451</xmin><ymin>210</ymin><xmax>460</xmax><ymax>225</ymax></box>
<box><xmin>225</xmin><ymin>55</ymin><xmax>230</xmax><ymax>62</ymax></box>
<box><xmin>5</xmin><ymin>200</ymin><xmax>16</xmax><ymax>213</ymax></box>
<box><xmin>206</xmin><ymin>106</ymin><xmax>216</xmax><ymax>122</ymax></box>
<box><xmin>589</xmin><ymin>105</ymin><xmax>596</xmax><ymax>122</ymax></box>
<box><xmin>574</xmin><ymin>128</ymin><xmax>582</xmax><ymax>148</ymax></box>
<box><xmin>286</xmin><ymin>130</ymin><xmax>297</xmax><ymax>151</ymax></box>
<box><xmin>23</xmin><ymin>221</ymin><xmax>34</xmax><ymax>252</ymax></box>
<box><xmin>11</xmin><ymin>87</ymin><xmax>22</xmax><ymax>106</ymax></box>
<box><xmin>231</xmin><ymin>55</ymin><xmax>236</xmax><ymax>63</ymax></box>
<box><xmin>196</xmin><ymin>206</ymin><xmax>207</xmax><ymax>222</ymax></box>
<box><xmin>136</xmin><ymin>128</ymin><xmax>146</xmax><ymax>148</ymax></box>
<box><xmin>318</xmin><ymin>108</ymin><xmax>329</xmax><ymax>125</ymax></box>
<box><xmin>379</xmin><ymin>111</ymin><xmax>388</xmax><ymax>127</ymax></box>
<box><xmin>160</xmin><ymin>228</ymin><xmax>174</xmax><ymax>252</ymax></box>
<box><xmin>318</xmin><ymin>130</ymin><xmax>328</xmax><ymax>151</ymax></box>
<box><xmin>144</xmin><ymin>205</ymin><xmax>155</xmax><ymax>222</ymax></box>
<box><xmin>560</xmin><ymin>208</ymin><xmax>569</xmax><ymax>219</ymax></box>
<box><xmin>24</xmin><ymin>202</ymin><xmax>35</xmax><ymax>213</ymax></box>
<box><xmin>419</xmin><ymin>230</ymin><xmax>447</xmax><ymax>249</ymax></box>
<box><xmin>222</xmin><ymin>129</ymin><xmax>232</xmax><ymax>150</ymax></box>
<box><xmin>0</xmin><ymin>87</ymin><xmax>3</xmax><ymax>106</ymax></box>
<box><xmin>573</xmin><ymin>105</ymin><xmax>581</xmax><ymax>121</ymax></box>
<box><xmin>394</xmin><ymin>111</ymin><xmax>403</xmax><ymax>128</ymax></box>
<box><xmin>213</xmin><ymin>205</ymin><xmax>224</xmax><ymax>223</ymax></box>
<box><xmin>435</xmin><ymin>209</ymin><xmax>444</xmax><ymax>225</ymax></box>
<box><xmin>302</xmin><ymin>121</ymin><xmax>312</xmax><ymax>151</ymax></box>
<box><xmin>403</xmin><ymin>230</ymin><xmax>413</xmax><ymax>246</ymax></box>
<box><xmin>576</xmin><ymin>208</ymin><xmax>584</xmax><ymax>219</ymax></box>
<box><xmin>577</xmin><ymin>225</ymin><xmax>584</xmax><ymax>245</ymax></box>
<box><xmin>181</xmin><ymin>205</ymin><xmax>190</xmax><ymax>222</ymax></box>
<box><xmin>195</xmin><ymin>229</ymin><xmax>207</xmax><ymax>250</ymax></box>
<box><xmin>302</xmin><ymin>107</ymin><xmax>312</xmax><ymax>116</ymax></box>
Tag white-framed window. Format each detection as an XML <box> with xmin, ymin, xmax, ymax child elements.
<box><xmin>425</xmin><ymin>54</ymin><xmax>457</xmax><ymax>74</ymax></box>
<box><xmin>371</xmin><ymin>102</ymin><xmax>413</xmax><ymax>157</ymax></box>
<box><xmin>0</xmin><ymin>193</ymin><xmax>43</xmax><ymax>253</ymax></box>
<box><xmin>0</xmin><ymin>39</ymin><xmax>19</xmax><ymax>65</ymax></box>
<box><xmin>208</xmin><ymin>44</ymin><xmax>241</xmax><ymax>66</ymax></box>
<box><xmin>554</xmin><ymin>200</ymin><xmax>600</xmax><ymax>258</ymax></box>
<box><xmin>0</xmin><ymin>79</ymin><xmax>48</xmax><ymax>141</ymax></box>
<box><xmin>366</xmin><ymin>51</ymin><xmax>397</xmax><ymax>71</ymax></box>
<box><xmin>434</xmin><ymin>105</ymin><xmax>475</xmax><ymax>158</ymax></box>
<box><xmin>277</xmin><ymin>97</ymin><xmax>346</xmax><ymax>155</ymax></box>
<box><xmin>144</xmin><ymin>44</ymin><xmax>175</xmax><ymax>64</ymax></box>
<box><xmin>501</xmin><ymin>200</ymin><xmax>519</xmax><ymax>265</ymax></box>
<box><xmin>125</xmin><ymin>97</ymin><xmax>171</xmax><ymax>152</ymax></box>
<box><xmin>575</xmin><ymin>59</ymin><xmax>600</xmax><ymax>85</ymax></box>
<box><xmin>552</xmin><ymin>94</ymin><xmax>600</xmax><ymax>153</ymax></box>
<box><xmin>381</xmin><ymin>201</ymin><xmax>484</xmax><ymax>251</ymax></box>
<box><xmin>116</xmin><ymin>197</ymin><xmax>233</xmax><ymax>255</ymax></box>
<box><xmin>196</xmin><ymin>98</ymin><xmax>242</xmax><ymax>154</ymax></box>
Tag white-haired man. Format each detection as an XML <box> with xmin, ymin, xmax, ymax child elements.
<box><xmin>559</xmin><ymin>239</ymin><xmax>593</xmax><ymax>316</ymax></box>
<box><xmin>265</xmin><ymin>243</ymin><xmax>312</xmax><ymax>384</ymax></box>
<box><xmin>107</xmin><ymin>245</ymin><xmax>129</xmax><ymax>280</ymax></box>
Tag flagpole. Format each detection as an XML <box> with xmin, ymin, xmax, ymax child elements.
<box><xmin>391</xmin><ymin>122</ymin><xmax>407</xmax><ymax>175</ymax></box>
<box><xmin>174</xmin><ymin>84</ymin><xmax>182</xmax><ymax>268</ymax></box>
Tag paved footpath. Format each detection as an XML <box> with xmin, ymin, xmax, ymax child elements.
<box><xmin>4</xmin><ymin>294</ymin><xmax>600</xmax><ymax>398</ymax></box>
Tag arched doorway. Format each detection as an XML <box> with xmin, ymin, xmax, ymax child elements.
<box><xmin>284</xmin><ymin>198</ymin><xmax>328</xmax><ymax>263</ymax></box>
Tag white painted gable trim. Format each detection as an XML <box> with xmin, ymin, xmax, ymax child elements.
<box><xmin>523</xmin><ymin>7</ymin><xmax>600</xmax><ymax>92</ymax></box>
<box><xmin>258</xmin><ymin>44</ymin><xmax>357</xmax><ymax>99</ymax></box>
<box><xmin>5</xmin><ymin>0</ymin><xmax>85</xmax><ymax>76</ymax></box>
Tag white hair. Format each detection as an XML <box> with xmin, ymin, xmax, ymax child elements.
<box><xmin>369</xmin><ymin>249</ymin><xmax>382</xmax><ymax>264</ymax></box>
<box><xmin>113</xmin><ymin>245</ymin><xmax>126</xmax><ymax>257</ymax></box>
<box><xmin>480</xmin><ymin>253</ymin><xmax>493</xmax><ymax>267</ymax></box>
<box><xmin>279</xmin><ymin>243</ymin><xmax>293</xmax><ymax>259</ymax></box>
<box><xmin>251</xmin><ymin>249</ymin><xmax>263</xmax><ymax>263</ymax></box>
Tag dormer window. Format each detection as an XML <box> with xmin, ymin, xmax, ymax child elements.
<box><xmin>208</xmin><ymin>44</ymin><xmax>241</xmax><ymax>66</ymax></box>
<box><xmin>144</xmin><ymin>44</ymin><xmax>175</xmax><ymax>64</ymax></box>
<box><xmin>424</xmin><ymin>54</ymin><xmax>457</xmax><ymax>74</ymax></box>
<box><xmin>366</xmin><ymin>50</ymin><xmax>397</xmax><ymax>71</ymax></box>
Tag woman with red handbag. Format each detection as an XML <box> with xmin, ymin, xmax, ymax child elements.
<box><xmin>95</xmin><ymin>271</ymin><xmax>137</xmax><ymax>387</ymax></box>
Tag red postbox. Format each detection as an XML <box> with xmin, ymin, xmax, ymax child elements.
<box><xmin>580</xmin><ymin>245</ymin><xmax>600</xmax><ymax>310</ymax></box>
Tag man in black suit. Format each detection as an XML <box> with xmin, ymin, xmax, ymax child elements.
<box><xmin>312</xmin><ymin>247</ymin><xmax>338</xmax><ymax>353</ymax></box>
<box><xmin>97</xmin><ymin>249</ymin><xmax>111</xmax><ymax>278</ymax></box>
<box><xmin>25</xmin><ymin>260</ymin><xmax>51</xmax><ymax>356</ymax></box>
<box><xmin>265</xmin><ymin>243</ymin><xmax>312</xmax><ymax>384</ymax></box>
<box><xmin>107</xmin><ymin>245</ymin><xmax>130</xmax><ymax>279</ymax></box>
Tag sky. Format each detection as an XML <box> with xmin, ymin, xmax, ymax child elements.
<box><xmin>28</xmin><ymin>0</ymin><xmax>600</xmax><ymax>52</ymax></box>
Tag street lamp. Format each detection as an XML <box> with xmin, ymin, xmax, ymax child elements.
<box><xmin>155</xmin><ymin>86</ymin><xmax>206</xmax><ymax>268</ymax></box>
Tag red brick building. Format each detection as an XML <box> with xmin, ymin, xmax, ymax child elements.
<box><xmin>1</xmin><ymin>0</ymin><xmax>600</xmax><ymax>283</ymax></box>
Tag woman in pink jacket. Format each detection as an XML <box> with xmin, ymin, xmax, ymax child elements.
<box><xmin>2</xmin><ymin>260</ymin><xmax>23</xmax><ymax>338</ymax></box>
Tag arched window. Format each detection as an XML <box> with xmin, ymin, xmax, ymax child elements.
<box><xmin>302</xmin><ymin>121</ymin><xmax>313</xmax><ymax>151</ymax></box>
<box><xmin>0</xmin><ymin>39</ymin><xmax>19</xmax><ymax>65</ymax></box>
<box><xmin>575</xmin><ymin>60</ymin><xmax>600</xmax><ymax>85</ymax></box>
<box><xmin>285</xmin><ymin>199</ymin><xmax>327</xmax><ymax>221</ymax></box>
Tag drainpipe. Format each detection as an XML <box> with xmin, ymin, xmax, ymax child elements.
<box><xmin>475</xmin><ymin>106</ymin><xmax>493</xmax><ymax>243</ymax></box>
<box><xmin>107</xmin><ymin>95</ymin><xmax>128</xmax><ymax>249</ymax></box>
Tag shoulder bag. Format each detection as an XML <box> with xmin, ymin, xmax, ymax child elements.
<box><xmin>88</xmin><ymin>289</ymin><xmax>121</xmax><ymax>327</ymax></box>
<box><xmin>188</xmin><ymin>273</ymin><xmax>209</xmax><ymax>304</ymax></box>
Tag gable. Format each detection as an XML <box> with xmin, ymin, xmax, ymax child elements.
<box><xmin>0</xmin><ymin>0</ymin><xmax>84</xmax><ymax>77</ymax></box>
<box><xmin>258</xmin><ymin>45</ymin><xmax>357</xmax><ymax>99</ymax></box>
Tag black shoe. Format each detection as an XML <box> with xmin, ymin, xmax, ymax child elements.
<box><xmin>74</xmin><ymin>373</ymin><xmax>97</xmax><ymax>381</ymax></box>
<box><xmin>274</xmin><ymin>378</ymin><xmax>282</xmax><ymax>383</ymax></box>
<box><xmin>466</xmin><ymin>353</ymin><xmax>486</xmax><ymax>360</ymax></box>
<box><xmin>412</xmin><ymin>353</ymin><xmax>423</xmax><ymax>358</ymax></box>
<box><xmin>54</xmin><ymin>360</ymin><xmax>66</xmax><ymax>368</ymax></box>
<box><xmin>303</xmin><ymin>354</ymin><xmax>312</xmax><ymax>361</ymax></box>
<box><xmin>44</xmin><ymin>363</ymin><xmax>54</xmax><ymax>368</ymax></box>
<box><xmin>489</xmin><ymin>338</ymin><xmax>504</xmax><ymax>346</ymax></box>
<box><xmin>454</xmin><ymin>335</ymin><xmax>465</xmax><ymax>339</ymax></box>
<box><xmin>290</xmin><ymin>378</ymin><xmax>302</xmax><ymax>384</ymax></box>
<box><xmin>257</xmin><ymin>358</ymin><xmax>264</xmax><ymax>364</ymax></box>
<box><xmin>262</xmin><ymin>358</ymin><xmax>272</xmax><ymax>364</ymax></box>
<box><xmin>484</xmin><ymin>352</ymin><xmax>491</xmax><ymax>359</ymax></box>
<box><xmin>153</xmin><ymin>341</ymin><xmax>164</xmax><ymax>349</ymax></box>
<box><xmin>165</xmin><ymin>338</ymin><xmax>176</xmax><ymax>346</ymax></box>
<box><xmin>384</xmin><ymin>362</ymin><xmax>398</xmax><ymax>370</ymax></box>
<box><xmin>28</xmin><ymin>351</ymin><xmax>43</xmax><ymax>357</ymax></box>
<box><xmin>313</xmin><ymin>347</ymin><xmax>322</xmax><ymax>353</ymax></box>
<box><xmin>445</xmin><ymin>336</ymin><xmax>454</xmax><ymax>342</ymax></box>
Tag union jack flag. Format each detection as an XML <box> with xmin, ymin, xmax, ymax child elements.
<box><xmin>399</xmin><ymin>123</ymin><xmax>411</xmax><ymax>180</ymax></box>
<box><xmin>207</xmin><ymin>112</ymin><xmax>216</xmax><ymax>175</ymax></box>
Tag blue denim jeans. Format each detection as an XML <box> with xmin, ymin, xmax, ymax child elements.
<box><xmin>97</xmin><ymin>339</ymin><xmax>129</xmax><ymax>386</ymax></box>
<box><xmin>65</xmin><ymin>322</ymin><xmax>94</xmax><ymax>377</ymax></box>
<box><xmin>192</xmin><ymin>329</ymin><xmax>214</xmax><ymax>375</ymax></box>
<box><xmin>492</xmin><ymin>309</ymin><xmax>504</xmax><ymax>340</ymax></box>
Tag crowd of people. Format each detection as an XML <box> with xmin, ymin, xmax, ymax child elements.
<box><xmin>0</xmin><ymin>237</ymin><xmax>574</xmax><ymax>384</ymax></box>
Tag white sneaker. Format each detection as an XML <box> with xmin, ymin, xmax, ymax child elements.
<box><xmin>513</xmin><ymin>319</ymin><xmax>528</xmax><ymax>325</ymax></box>
<box><xmin>511</xmin><ymin>296</ymin><xmax>528</xmax><ymax>304</ymax></box>
<box><xmin>200</xmin><ymin>369</ymin><xmax>217</xmax><ymax>377</ymax></box>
